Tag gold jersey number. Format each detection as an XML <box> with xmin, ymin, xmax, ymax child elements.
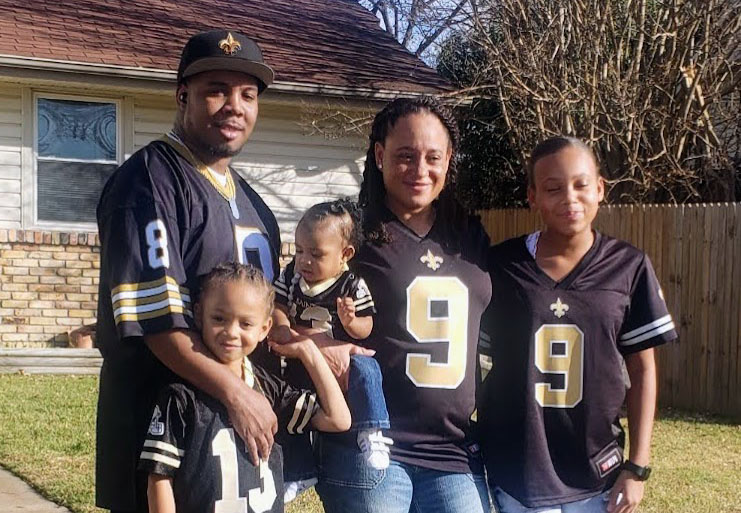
<box><xmin>534</xmin><ymin>324</ymin><xmax>584</xmax><ymax>408</ymax></box>
<box><xmin>405</xmin><ymin>276</ymin><xmax>469</xmax><ymax>389</ymax></box>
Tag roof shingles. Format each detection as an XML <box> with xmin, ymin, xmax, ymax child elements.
<box><xmin>0</xmin><ymin>0</ymin><xmax>448</xmax><ymax>93</ymax></box>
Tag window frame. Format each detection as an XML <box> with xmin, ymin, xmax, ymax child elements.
<box><xmin>31</xmin><ymin>92</ymin><xmax>122</xmax><ymax>230</ymax></box>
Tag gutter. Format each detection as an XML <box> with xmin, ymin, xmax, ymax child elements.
<box><xmin>0</xmin><ymin>54</ymin><xmax>434</xmax><ymax>100</ymax></box>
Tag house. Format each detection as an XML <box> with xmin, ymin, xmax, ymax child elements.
<box><xmin>0</xmin><ymin>0</ymin><xmax>449</xmax><ymax>347</ymax></box>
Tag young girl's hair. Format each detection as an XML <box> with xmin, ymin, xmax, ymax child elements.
<box><xmin>527</xmin><ymin>136</ymin><xmax>600</xmax><ymax>188</ymax></box>
<box><xmin>198</xmin><ymin>262</ymin><xmax>275</xmax><ymax>317</ymax></box>
<box><xmin>298</xmin><ymin>198</ymin><xmax>363</xmax><ymax>250</ymax></box>
<box><xmin>358</xmin><ymin>96</ymin><xmax>467</xmax><ymax>251</ymax></box>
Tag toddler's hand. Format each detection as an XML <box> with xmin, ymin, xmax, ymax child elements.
<box><xmin>269</xmin><ymin>325</ymin><xmax>292</xmax><ymax>344</ymax></box>
<box><xmin>337</xmin><ymin>297</ymin><xmax>356</xmax><ymax>328</ymax></box>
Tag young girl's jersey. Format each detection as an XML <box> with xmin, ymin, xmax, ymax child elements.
<box><xmin>353</xmin><ymin>211</ymin><xmax>492</xmax><ymax>473</ymax></box>
<box><xmin>138</xmin><ymin>359</ymin><xmax>317</xmax><ymax>513</ymax></box>
<box><xmin>478</xmin><ymin>232</ymin><xmax>676</xmax><ymax>507</ymax></box>
<box><xmin>274</xmin><ymin>260</ymin><xmax>376</xmax><ymax>343</ymax></box>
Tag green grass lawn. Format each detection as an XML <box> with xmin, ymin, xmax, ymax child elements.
<box><xmin>0</xmin><ymin>375</ymin><xmax>739</xmax><ymax>512</ymax></box>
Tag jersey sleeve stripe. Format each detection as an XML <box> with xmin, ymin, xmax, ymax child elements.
<box><xmin>620</xmin><ymin>320</ymin><xmax>675</xmax><ymax>346</ymax></box>
<box><xmin>113</xmin><ymin>290</ymin><xmax>190</xmax><ymax>309</ymax></box>
<box><xmin>143</xmin><ymin>439</ymin><xmax>185</xmax><ymax>457</ymax></box>
<box><xmin>287</xmin><ymin>392</ymin><xmax>317</xmax><ymax>434</ymax></box>
<box><xmin>114</xmin><ymin>297</ymin><xmax>191</xmax><ymax>318</ymax></box>
<box><xmin>140</xmin><ymin>451</ymin><xmax>181</xmax><ymax>469</ymax></box>
<box><xmin>112</xmin><ymin>283</ymin><xmax>189</xmax><ymax>304</ymax></box>
<box><xmin>286</xmin><ymin>393</ymin><xmax>307</xmax><ymax>434</ymax></box>
<box><xmin>111</xmin><ymin>276</ymin><xmax>192</xmax><ymax>324</ymax></box>
<box><xmin>112</xmin><ymin>276</ymin><xmax>189</xmax><ymax>295</ymax></box>
<box><xmin>620</xmin><ymin>314</ymin><xmax>672</xmax><ymax>341</ymax></box>
<box><xmin>354</xmin><ymin>299</ymin><xmax>375</xmax><ymax>311</ymax></box>
<box><xmin>295</xmin><ymin>393</ymin><xmax>317</xmax><ymax>434</ymax></box>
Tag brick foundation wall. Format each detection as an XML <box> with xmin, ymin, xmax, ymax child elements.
<box><xmin>0</xmin><ymin>229</ymin><xmax>294</xmax><ymax>348</ymax></box>
<box><xmin>0</xmin><ymin>229</ymin><xmax>100</xmax><ymax>348</ymax></box>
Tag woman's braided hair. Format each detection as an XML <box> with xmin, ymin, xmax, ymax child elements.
<box><xmin>358</xmin><ymin>96</ymin><xmax>468</xmax><ymax>251</ymax></box>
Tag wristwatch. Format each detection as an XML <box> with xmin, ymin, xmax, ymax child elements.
<box><xmin>622</xmin><ymin>460</ymin><xmax>652</xmax><ymax>481</ymax></box>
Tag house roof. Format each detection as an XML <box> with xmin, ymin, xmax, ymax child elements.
<box><xmin>0</xmin><ymin>0</ymin><xmax>449</xmax><ymax>95</ymax></box>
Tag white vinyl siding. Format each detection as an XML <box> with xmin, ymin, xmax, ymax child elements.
<box><xmin>0</xmin><ymin>86</ymin><xmax>23</xmax><ymax>228</ymax></box>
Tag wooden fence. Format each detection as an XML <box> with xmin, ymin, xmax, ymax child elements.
<box><xmin>479</xmin><ymin>203</ymin><xmax>741</xmax><ymax>419</ymax></box>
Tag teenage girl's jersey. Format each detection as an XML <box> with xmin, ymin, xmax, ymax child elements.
<box><xmin>138</xmin><ymin>359</ymin><xmax>317</xmax><ymax>513</ymax></box>
<box><xmin>353</xmin><ymin>210</ymin><xmax>492</xmax><ymax>473</ymax></box>
<box><xmin>478</xmin><ymin>233</ymin><xmax>677</xmax><ymax>507</ymax></box>
<box><xmin>95</xmin><ymin>136</ymin><xmax>280</xmax><ymax>511</ymax></box>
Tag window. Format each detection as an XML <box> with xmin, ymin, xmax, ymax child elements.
<box><xmin>35</xmin><ymin>96</ymin><xmax>120</xmax><ymax>225</ymax></box>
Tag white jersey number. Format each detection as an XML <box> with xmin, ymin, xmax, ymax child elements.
<box><xmin>405</xmin><ymin>276</ymin><xmax>469</xmax><ymax>389</ymax></box>
<box><xmin>145</xmin><ymin>220</ymin><xmax>170</xmax><ymax>269</ymax></box>
<box><xmin>534</xmin><ymin>324</ymin><xmax>584</xmax><ymax>408</ymax></box>
<box><xmin>212</xmin><ymin>428</ymin><xmax>277</xmax><ymax>513</ymax></box>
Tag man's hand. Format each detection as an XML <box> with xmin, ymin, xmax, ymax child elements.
<box><xmin>607</xmin><ymin>470</ymin><xmax>645</xmax><ymax>513</ymax></box>
<box><xmin>225</xmin><ymin>384</ymin><xmax>278</xmax><ymax>465</ymax></box>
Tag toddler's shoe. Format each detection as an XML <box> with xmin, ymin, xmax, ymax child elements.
<box><xmin>357</xmin><ymin>429</ymin><xmax>393</xmax><ymax>470</ymax></box>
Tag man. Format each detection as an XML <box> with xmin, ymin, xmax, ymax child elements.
<box><xmin>95</xmin><ymin>30</ymin><xmax>280</xmax><ymax>513</ymax></box>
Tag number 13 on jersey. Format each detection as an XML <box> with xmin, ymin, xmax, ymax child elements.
<box><xmin>406</xmin><ymin>276</ymin><xmax>469</xmax><ymax>389</ymax></box>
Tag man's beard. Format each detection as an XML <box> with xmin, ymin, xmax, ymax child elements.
<box><xmin>189</xmin><ymin>137</ymin><xmax>243</xmax><ymax>160</ymax></box>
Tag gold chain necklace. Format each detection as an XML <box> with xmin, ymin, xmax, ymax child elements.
<box><xmin>160</xmin><ymin>134</ymin><xmax>241</xmax><ymax>219</ymax></box>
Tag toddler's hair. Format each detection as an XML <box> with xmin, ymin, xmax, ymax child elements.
<box><xmin>298</xmin><ymin>199</ymin><xmax>363</xmax><ymax>250</ymax></box>
<box><xmin>198</xmin><ymin>262</ymin><xmax>275</xmax><ymax>318</ymax></box>
<box><xmin>527</xmin><ymin>136</ymin><xmax>600</xmax><ymax>187</ymax></box>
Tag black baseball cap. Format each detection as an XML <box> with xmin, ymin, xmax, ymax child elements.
<box><xmin>177</xmin><ymin>30</ymin><xmax>275</xmax><ymax>93</ymax></box>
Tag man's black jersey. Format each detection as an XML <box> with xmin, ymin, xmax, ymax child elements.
<box><xmin>274</xmin><ymin>260</ymin><xmax>375</xmax><ymax>343</ymax></box>
<box><xmin>95</xmin><ymin>135</ymin><xmax>280</xmax><ymax>511</ymax></box>
<box><xmin>352</xmin><ymin>210</ymin><xmax>492</xmax><ymax>473</ymax></box>
<box><xmin>138</xmin><ymin>358</ymin><xmax>318</xmax><ymax>513</ymax></box>
<box><xmin>478</xmin><ymin>232</ymin><xmax>677</xmax><ymax>507</ymax></box>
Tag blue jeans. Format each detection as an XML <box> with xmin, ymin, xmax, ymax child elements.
<box><xmin>494</xmin><ymin>487</ymin><xmax>609</xmax><ymax>513</ymax></box>
<box><xmin>348</xmin><ymin>355</ymin><xmax>390</xmax><ymax>430</ymax></box>
<box><xmin>315</xmin><ymin>434</ymin><xmax>490</xmax><ymax>513</ymax></box>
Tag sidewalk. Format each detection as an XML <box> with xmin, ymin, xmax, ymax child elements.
<box><xmin>0</xmin><ymin>466</ymin><xmax>71</xmax><ymax>513</ymax></box>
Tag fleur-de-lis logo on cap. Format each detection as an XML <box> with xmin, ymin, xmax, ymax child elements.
<box><xmin>219</xmin><ymin>32</ymin><xmax>241</xmax><ymax>55</ymax></box>
<box><xmin>550</xmin><ymin>297</ymin><xmax>569</xmax><ymax>318</ymax></box>
<box><xmin>420</xmin><ymin>249</ymin><xmax>443</xmax><ymax>271</ymax></box>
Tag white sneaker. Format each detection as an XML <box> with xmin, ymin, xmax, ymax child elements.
<box><xmin>357</xmin><ymin>429</ymin><xmax>393</xmax><ymax>470</ymax></box>
<box><xmin>283</xmin><ymin>477</ymin><xmax>318</xmax><ymax>503</ymax></box>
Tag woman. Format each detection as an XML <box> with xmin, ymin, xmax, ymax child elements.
<box><xmin>315</xmin><ymin>97</ymin><xmax>492</xmax><ymax>513</ymax></box>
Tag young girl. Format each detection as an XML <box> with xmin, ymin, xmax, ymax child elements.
<box><xmin>139</xmin><ymin>263</ymin><xmax>350</xmax><ymax>513</ymax></box>
<box><xmin>271</xmin><ymin>199</ymin><xmax>393</xmax><ymax>500</ymax></box>
<box><xmin>478</xmin><ymin>137</ymin><xmax>676</xmax><ymax>513</ymax></box>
